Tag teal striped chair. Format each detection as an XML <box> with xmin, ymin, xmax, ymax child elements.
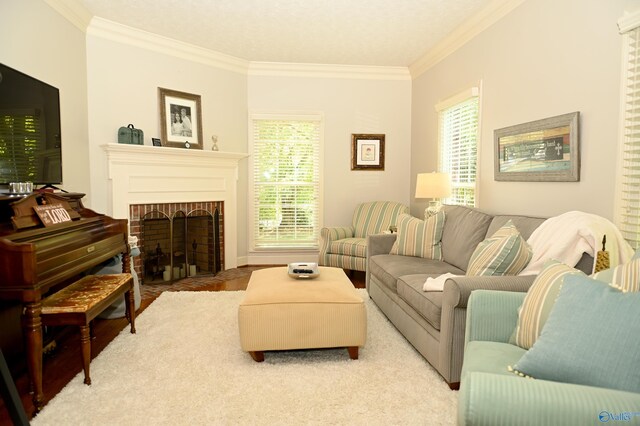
<box><xmin>319</xmin><ymin>201</ymin><xmax>408</xmax><ymax>272</ymax></box>
<box><xmin>459</xmin><ymin>290</ymin><xmax>640</xmax><ymax>425</ymax></box>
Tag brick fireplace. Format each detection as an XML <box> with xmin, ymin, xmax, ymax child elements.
<box><xmin>103</xmin><ymin>144</ymin><xmax>247</xmax><ymax>270</ymax></box>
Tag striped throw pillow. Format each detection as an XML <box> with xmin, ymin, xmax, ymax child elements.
<box><xmin>466</xmin><ymin>220</ymin><xmax>532</xmax><ymax>276</ymax></box>
<box><xmin>513</xmin><ymin>259</ymin><xmax>586</xmax><ymax>349</ymax></box>
<box><xmin>592</xmin><ymin>250</ymin><xmax>640</xmax><ymax>293</ymax></box>
<box><xmin>389</xmin><ymin>211</ymin><xmax>445</xmax><ymax>260</ymax></box>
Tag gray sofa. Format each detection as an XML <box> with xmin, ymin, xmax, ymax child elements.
<box><xmin>365</xmin><ymin>205</ymin><xmax>592</xmax><ymax>389</ymax></box>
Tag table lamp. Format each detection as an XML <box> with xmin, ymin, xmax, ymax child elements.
<box><xmin>415</xmin><ymin>172</ymin><xmax>451</xmax><ymax>219</ymax></box>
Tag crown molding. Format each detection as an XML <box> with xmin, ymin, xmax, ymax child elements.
<box><xmin>86</xmin><ymin>18</ymin><xmax>407</xmax><ymax>80</ymax></box>
<box><xmin>409</xmin><ymin>0</ymin><xmax>525</xmax><ymax>79</ymax></box>
<box><xmin>87</xmin><ymin>17</ymin><xmax>250</xmax><ymax>75</ymax></box>
<box><xmin>43</xmin><ymin>0</ymin><xmax>93</xmax><ymax>32</ymax></box>
<box><xmin>248</xmin><ymin>62</ymin><xmax>411</xmax><ymax>81</ymax></box>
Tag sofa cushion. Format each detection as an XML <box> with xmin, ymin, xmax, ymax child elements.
<box><xmin>390</xmin><ymin>212</ymin><xmax>445</xmax><ymax>260</ymax></box>
<box><xmin>592</xmin><ymin>249</ymin><xmax>640</xmax><ymax>292</ymax></box>
<box><xmin>513</xmin><ymin>260</ymin><xmax>586</xmax><ymax>349</ymax></box>
<box><xmin>466</xmin><ymin>220</ymin><xmax>532</xmax><ymax>276</ymax></box>
<box><xmin>441</xmin><ymin>205</ymin><xmax>493</xmax><ymax>271</ymax></box>
<box><xmin>511</xmin><ymin>275</ymin><xmax>640</xmax><ymax>393</ymax></box>
<box><xmin>327</xmin><ymin>237</ymin><xmax>366</xmax><ymax>258</ymax></box>
<box><xmin>462</xmin><ymin>341</ymin><xmax>526</xmax><ymax>378</ymax></box>
<box><xmin>369</xmin><ymin>254</ymin><xmax>465</xmax><ymax>292</ymax></box>
<box><xmin>397</xmin><ymin>275</ymin><xmax>443</xmax><ymax>330</ymax></box>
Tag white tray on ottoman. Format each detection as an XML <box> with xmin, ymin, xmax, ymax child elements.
<box><xmin>238</xmin><ymin>266</ymin><xmax>367</xmax><ymax>362</ymax></box>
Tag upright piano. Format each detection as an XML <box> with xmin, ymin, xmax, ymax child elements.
<box><xmin>0</xmin><ymin>192</ymin><xmax>129</xmax><ymax>411</ymax></box>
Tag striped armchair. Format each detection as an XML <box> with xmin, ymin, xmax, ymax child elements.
<box><xmin>319</xmin><ymin>201</ymin><xmax>408</xmax><ymax>272</ymax></box>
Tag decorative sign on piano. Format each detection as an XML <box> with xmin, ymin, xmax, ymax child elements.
<box><xmin>9</xmin><ymin>193</ymin><xmax>81</xmax><ymax>230</ymax></box>
<box><xmin>34</xmin><ymin>204</ymin><xmax>73</xmax><ymax>226</ymax></box>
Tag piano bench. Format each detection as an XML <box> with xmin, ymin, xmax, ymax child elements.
<box><xmin>40</xmin><ymin>273</ymin><xmax>136</xmax><ymax>385</ymax></box>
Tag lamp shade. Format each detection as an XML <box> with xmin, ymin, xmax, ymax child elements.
<box><xmin>415</xmin><ymin>172</ymin><xmax>451</xmax><ymax>199</ymax></box>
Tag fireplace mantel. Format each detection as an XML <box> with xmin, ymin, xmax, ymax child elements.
<box><xmin>102</xmin><ymin>143</ymin><xmax>248</xmax><ymax>269</ymax></box>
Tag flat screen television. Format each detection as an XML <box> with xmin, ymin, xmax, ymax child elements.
<box><xmin>0</xmin><ymin>63</ymin><xmax>62</xmax><ymax>186</ymax></box>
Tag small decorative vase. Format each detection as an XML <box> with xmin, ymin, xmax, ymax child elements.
<box><xmin>211</xmin><ymin>135</ymin><xmax>219</xmax><ymax>151</ymax></box>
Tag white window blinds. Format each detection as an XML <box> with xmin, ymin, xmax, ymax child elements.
<box><xmin>437</xmin><ymin>90</ymin><xmax>480</xmax><ymax>207</ymax></box>
<box><xmin>617</xmin><ymin>14</ymin><xmax>640</xmax><ymax>249</ymax></box>
<box><xmin>250</xmin><ymin>115</ymin><xmax>322</xmax><ymax>249</ymax></box>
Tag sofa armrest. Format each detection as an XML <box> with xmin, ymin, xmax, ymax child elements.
<box><xmin>465</xmin><ymin>290</ymin><xmax>525</xmax><ymax>345</ymax></box>
<box><xmin>442</xmin><ymin>275</ymin><xmax>535</xmax><ymax>310</ymax></box>
<box><xmin>459</xmin><ymin>372</ymin><xmax>640</xmax><ymax>426</ymax></box>
<box><xmin>320</xmin><ymin>226</ymin><xmax>354</xmax><ymax>241</ymax></box>
<box><xmin>438</xmin><ymin>275</ymin><xmax>535</xmax><ymax>383</ymax></box>
<box><xmin>319</xmin><ymin>226</ymin><xmax>354</xmax><ymax>255</ymax></box>
<box><xmin>366</xmin><ymin>233</ymin><xmax>397</xmax><ymax>257</ymax></box>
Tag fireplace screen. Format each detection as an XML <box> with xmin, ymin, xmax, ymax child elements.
<box><xmin>130</xmin><ymin>202</ymin><xmax>223</xmax><ymax>284</ymax></box>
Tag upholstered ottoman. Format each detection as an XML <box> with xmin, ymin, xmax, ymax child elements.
<box><xmin>238</xmin><ymin>266</ymin><xmax>366</xmax><ymax>362</ymax></box>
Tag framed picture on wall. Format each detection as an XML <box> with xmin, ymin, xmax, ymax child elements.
<box><xmin>158</xmin><ymin>87</ymin><xmax>203</xmax><ymax>149</ymax></box>
<box><xmin>494</xmin><ymin>112</ymin><xmax>580</xmax><ymax>182</ymax></box>
<box><xmin>351</xmin><ymin>134</ymin><xmax>385</xmax><ymax>170</ymax></box>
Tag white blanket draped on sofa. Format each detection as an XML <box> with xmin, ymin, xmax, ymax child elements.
<box><xmin>519</xmin><ymin>210</ymin><xmax>634</xmax><ymax>275</ymax></box>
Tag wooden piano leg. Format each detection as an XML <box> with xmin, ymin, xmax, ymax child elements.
<box><xmin>79</xmin><ymin>325</ymin><xmax>91</xmax><ymax>385</ymax></box>
<box><xmin>22</xmin><ymin>302</ymin><xmax>44</xmax><ymax>412</ymax></box>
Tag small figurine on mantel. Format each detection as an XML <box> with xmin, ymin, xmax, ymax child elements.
<box><xmin>211</xmin><ymin>135</ymin><xmax>219</xmax><ymax>151</ymax></box>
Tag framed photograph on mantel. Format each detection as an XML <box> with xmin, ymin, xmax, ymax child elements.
<box><xmin>494</xmin><ymin>111</ymin><xmax>580</xmax><ymax>182</ymax></box>
<box><xmin>351</xmin><ymin>133</ymin><xmax>385</xmax><ymax>170</ymax></box>
<box><xmin>158</xmin><ymin>87</ymin><xmax>203</xmax><ymax>149</ymax></box>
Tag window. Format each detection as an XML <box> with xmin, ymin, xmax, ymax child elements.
<box><xmin>249</xmin><ymin>113</ymin><xmax>323</xmax><ymax>250</ymax></box>
<box><xmin>436</xmin><ymin>87</ymin><xmax>480</xmax><ymax>207</ymax></box>
<box><xmin>616</xmin><ymin>11</ymin><xmax>640</xmax><ymax>249</ymax></box>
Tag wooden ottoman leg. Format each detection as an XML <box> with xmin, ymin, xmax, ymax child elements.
<box><xmin>249</xmin><ymin>351</ymin><xmax>264</xmax><ymax>362</ymax></box>
<box><xmin>79</xmin><ymin>325</ymin><xmax>92</xmax><ymax>385</ymax></box>
<box><xmin>347</xmin><ymin>346</ymin><xmax>359</xmax><ymax>360</ymax></box>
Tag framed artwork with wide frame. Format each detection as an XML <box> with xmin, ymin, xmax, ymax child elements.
<box><xmin>494</xmin><ymin>111</ymin><xmax>580</xmax><ymax>182</ymax></box>
<box><xmin>351</xmin><ymin>133</ymin><xmax>385</xmax><ymax>170</ymax></box>
<box><xmin>158</xmin><ymin>87</ymin><xmax>203</xmax><ymax>149</ymax></box>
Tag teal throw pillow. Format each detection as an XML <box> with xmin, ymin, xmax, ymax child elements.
<box><xmin>510</xmin><ymin>275</ymin><xmax>640</xmax><ymax>393</ymax></box>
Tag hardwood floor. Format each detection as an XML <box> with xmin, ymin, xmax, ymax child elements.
<box><xmin>0</xmin><ymin>267</ymin><xmax>365</xmax><ymax>424</ymax></box>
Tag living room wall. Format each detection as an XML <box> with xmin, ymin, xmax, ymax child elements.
<box><xmin>248</xmin><ymin>72</ymin><xmax>412</xmax><ymax>226</ymax></box>
<box><xmin>411</xmin><ymin>0</ymin><xmax>629</xmax><ymax>220</ymax></box>
<box><xmin>84</xmin><ymin>27</ymin><xmax>249</xmax><ymax>205</ymax></box>
<box><xmin>0</xmin><ymin>0</ymin><xmax>90</xmax><ymax>199</ymax></box>
<box><xmin>247</xmin><ymin>71</ymin><xmax>412</xmax><ymax>263</ymax></box>
<box><xmin>84</xmin><ymin>22</ymin><xmax>250</xmax><ymax>258</ymax></box>
<box><xmin>84</xmin><ymin>23</ymin><xmax>412</xmax><ymax>264</ymax></box>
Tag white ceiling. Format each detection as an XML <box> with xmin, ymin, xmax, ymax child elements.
<box><xmin>79</xmin><ymin>0</ymin><xmax>499</xmax><ymax>67</ymax></box>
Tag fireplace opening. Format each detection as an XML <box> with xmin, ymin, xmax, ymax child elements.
<box><xmin>129</xmin><ymin>202</ymin><xmax>224</xmax><ymax>284</ymax></box>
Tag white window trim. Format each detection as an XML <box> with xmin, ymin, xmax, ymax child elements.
<box><xmin>435</xmin><ymin>84</ymin><xmax>482</xmax><ymax>207</ymax></box>
<box><xmin>247</xmin><ymin>111</ymin><xmax>324</xmax><ymax>259</ymax></box>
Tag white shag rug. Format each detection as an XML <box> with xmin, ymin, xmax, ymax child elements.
<box><xmin>32</xmin><ymin>290</ymin><xmax>457</xmax><ymax>425</ymax></box>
